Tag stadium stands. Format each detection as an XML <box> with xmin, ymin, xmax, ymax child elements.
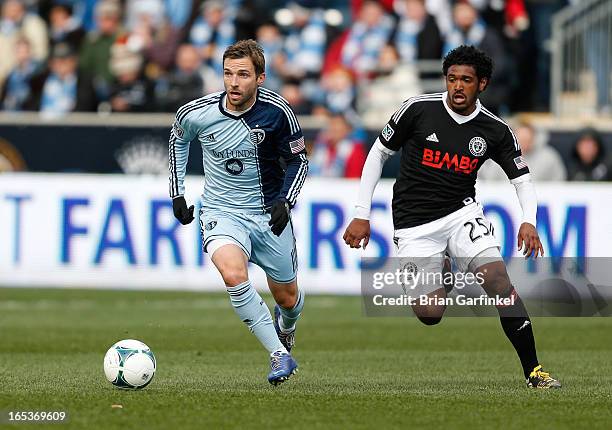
<box><xmin>0</xmin><ymin>0</ymin><xmax>611</xmax><ymax>178</ymax></box>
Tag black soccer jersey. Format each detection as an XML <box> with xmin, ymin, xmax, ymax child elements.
<box><xmin>378</xmin><ymin>92</ymin><xmax>529</xmax><ymax>229</ymax></box>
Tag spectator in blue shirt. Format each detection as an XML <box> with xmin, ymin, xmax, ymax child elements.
<box><xmin>188</xmin><ymin>0</ymin><xmax>235</xmax><ymax>75</ymax></box>
<box><xmin>1</xmin><ymin>36</ymin><xmax>41</xmax><ymax>111</ymax></box>
<box><xmin>340</xmin><ymin>0</ymin><xmax>394</xmax><ymax>79</ymax></box>
<box><xmin>256</xmin><ymin>22</ymin><xmax>284</xmax><ymax>93</ymax></box>
<box><xmin>26</xmin><ymin>42</ymin><xmax>97</xmax><ymax>115</ymax></box>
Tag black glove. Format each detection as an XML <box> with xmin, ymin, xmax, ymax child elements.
<box><xmin>268</xmin><ymin>198</ymin><xmax>290</xmax><ymax>236</ymax></box>
<box><xmin>172</xmin><ymin>196</ymin><xmax>194</xmax><ymax>225</ymax></box>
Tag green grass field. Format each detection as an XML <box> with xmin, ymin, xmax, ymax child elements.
<box><xmin>1</xmin><ymin>288</ymin><xmax>611</xmax><ymax>429</ymax></box>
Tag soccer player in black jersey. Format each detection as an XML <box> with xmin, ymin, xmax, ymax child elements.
<box><xmin>343</xmin><ymin>45</ymin><xmax>561</xmax><ymax>388</ymax></box>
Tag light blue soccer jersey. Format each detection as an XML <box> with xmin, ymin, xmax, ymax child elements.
<box><xmin>168</xmin><ymin>87</ymin><xmax>308</xmax><ymax>213</ymax></box>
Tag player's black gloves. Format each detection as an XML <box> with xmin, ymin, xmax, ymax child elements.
<box><xmin>172</xmin><ymin>196</ymin><xmax>194</xmax><ymax>225</ymax></box>
<box><xmin>268</xmin><ymin>198</ymin><xmax>290</xmax><ymax>236</ymax></box>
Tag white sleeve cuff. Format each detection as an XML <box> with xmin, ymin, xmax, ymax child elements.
<box><xmin>353</xmin><ymin>139</ymin><xmax>395</xmax><ymax>220</ymax></box>
<box><xmin>354</xmin><ymin>206</ymin><xmax>371</xmax><ymax>220</ymax></box>
<box><xmin>512</xmin><ymin>174</ymin><xmax>537</xmax><ymax>226</ymax></box>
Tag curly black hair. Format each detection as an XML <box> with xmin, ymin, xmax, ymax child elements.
<box><xmin>442</xmin><ymin>45</ymin><xmax>493</xmax><ymax>82</ymax></box>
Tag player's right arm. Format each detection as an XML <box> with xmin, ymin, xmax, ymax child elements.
<box><xmin>343</xmin><ymin>139</ymin><xmax>394</xmax><ymax>249</ymax></box>
<box><xmin>343</xmin><ymin>100</ymin><xmax>416</xmax><ymax>249</ymax></box>
<box><xmin>168</xmin><ymin>107</ymin><xmax>197</xmax><ymax>225</ymax></box>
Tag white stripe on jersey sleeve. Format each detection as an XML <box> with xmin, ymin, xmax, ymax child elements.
<box><xmin>168</xmin><ymin>132</ymin><xmax>190</xmax><ymax>198</ymax></box>
<box><xmin>259</xmin><ymin>88</ymin><xmax>300</xmax><ymax>134</ymax></box>
<box><xmin>259</xmin><ymin>95</ymin><xmax>299</xmax><ymax>134</ymax></box>
<box><xmin>286</xmin><ymin>153</ymin><xmax>308</xmax><ymax>205</ymax></box>
<box><xmin>392</xmin><ymin>93</ymin><xmax>444</xmax><ymax>123</ymax></box>
<box><xmin>169</xmin><ymin>133</ymin><xmax>178</xmax><ymax>197</ymax></box>
<box><xmin>480</xmin><ymin>107</ymin><xmax>520</xmax><ymax>151</ymax></box>
<box><xmin>176</xmin><ymin>92</ymin><xmax>223</xmax><ymax>124</ymax></box>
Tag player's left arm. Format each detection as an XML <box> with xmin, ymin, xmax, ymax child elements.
<box><xmin>490</xmin><ymin>127</ymin><xmax>544</xmax><ymax>258</ymax></box>
<box><xmin>269</xmin><ymin>110</ymin><xmax>308</xmax><ymax>236</ymax></box>
<box><xmin>513</xmin><ymin>175</ymin><xmax>543</xmax><ymax>258</ymax></box>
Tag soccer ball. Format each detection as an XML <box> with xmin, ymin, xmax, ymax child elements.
<box><xmin>103</xmin><ymin>339</ymin><xmax>156</xmax><ymax>389</ymax></box>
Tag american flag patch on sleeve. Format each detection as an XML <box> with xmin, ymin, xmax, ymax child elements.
<box><xmin>514</xmin><ymin>156</ymin><xmax>527</xmax><ymax>169</ymax></box>
<box><xmin>289</xmin><ymin>136</ymin><xmax>305</xmax><ymax>154</ymax></box>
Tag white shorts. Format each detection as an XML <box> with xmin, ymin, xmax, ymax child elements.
<box><xmin>394</xmin><ymin>203</ymin><xmax>501</xmax><ymax>295</ymax></box>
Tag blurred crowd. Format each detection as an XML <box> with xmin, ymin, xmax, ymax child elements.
<box><xmin>2</xmin><ymin>0</ymin><xmax>610</xmax><ymax>181</ymax></box>
<box><xmin>0</xmin><ymin>0</ymin><xmax>575</xmax><ymax>118</ymax></box>
<box><xmin>479</xmin><ymin>125</ymin><xmax>612</xmax><ymax>182</ymax></box>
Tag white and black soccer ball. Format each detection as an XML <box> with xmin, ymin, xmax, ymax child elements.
<box><xmin>103</xmin><ymin>339</ymin><xmax>156</xmax><ymax>389</ymax></box>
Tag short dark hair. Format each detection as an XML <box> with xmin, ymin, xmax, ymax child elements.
<box><xmin>442</xmin><ymin>45</ymin><xmax>493</xmax><ymax>82</ymax></box>
<box><xmin>223</xmin><ymin>39</ymin><xmax>265</xmax><ymax>76</ymax></box>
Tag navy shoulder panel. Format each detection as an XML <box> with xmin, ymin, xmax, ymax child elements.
<box><xmin>257</xmin><ymin>87</ymin><xmax>301</xmax><ymax>135</ymax></box>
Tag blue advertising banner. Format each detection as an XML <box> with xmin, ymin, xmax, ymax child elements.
<box><xmin>0</xmin><ymin>175</ymin><xmax>607</xmax><ymax>293</ymax></box>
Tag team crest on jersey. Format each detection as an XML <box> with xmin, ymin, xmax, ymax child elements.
<box><xmin>172</xmin><ymin>121</ymin><xmax>185</xmax><ymax>138</ymax></box>
<box><xmin>225</xmin><ymin>158</ymin><xmax>244</xmax><ymax>175</ymax></box>
<box><xmin>382</xmin><ymin>123</ymin><xmax>394</xmax><ymax>141</ymax></box>
<box><xmin>249</xmin><ymin>129</ymin><xmax>266</xmax><ymax>145</ymax></box>
<box><xmin>468</xmin><ymin>136</ymin><xmax>487</xmax><ymax>157</ymax></box>
<box><xmin>205</xmin><ymin>221</ymin><xmax>217</xmax><ymax>231</ymax></box>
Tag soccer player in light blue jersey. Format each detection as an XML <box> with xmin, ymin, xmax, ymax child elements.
<box><xmin>168</xmin><ymin>40</ymin><xmax>308</xmax><ymax>386</ymax></box>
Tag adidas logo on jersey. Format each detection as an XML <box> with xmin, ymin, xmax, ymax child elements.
<box><xmin>202</xmin><ymin>133</ymin><xmax>216</xmax><ymax>143</ymax></box>
<box><xmin>426</xmin><ymin>133</ymin><xmax>439</xmax><ymax>142</ymax></box>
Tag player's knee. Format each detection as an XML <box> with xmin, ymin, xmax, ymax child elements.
<box><xmin>479</xmin><ymin>263</ymin><xmax>511</xmax><ymax>296</ymax></box>
<box><xmin>417</xmin><ymin>315</ymin><xmax>443</xmax><ymax>326</ymax></box>
<box><xmin>412</xmin><ymin>304</ymin><xmax>445</xmax><ymax>325</ymax></box>
<box><xmin>220</xmin><ymin>267</ymin><xmax>249</xmax><ymax>287</ymax></box>
<box><xmin>276</xmin><ymin>291</ymin><xmax>298</xmax><ymax>309</ymax></box>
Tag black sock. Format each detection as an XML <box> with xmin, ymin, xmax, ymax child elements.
<box><xmin>497</xmin><ymin>287</ymin><xmax>539</xmax><ymax>378</ymax></box>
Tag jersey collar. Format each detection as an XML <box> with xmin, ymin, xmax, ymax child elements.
<box><xmin>442</xmin><ymin>91</ymin><xmax>481</xmax><ymax>124</ymax></box>
<box><xmin>218</xmin><ymin>89</ymin><xmax>258</xmax><ymax>119</ymax></box>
